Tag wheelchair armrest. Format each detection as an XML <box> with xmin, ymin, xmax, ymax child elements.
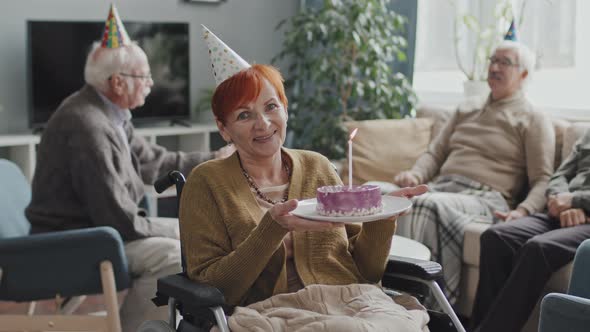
<box><xmin>155</xmin><ymin>273</ymin><xmax>226</xmax><ymax>308</ymax></box>
<box><xmin>385</xmin><ymin>255</ymin><xmax>443</xmax><ymax>281</ymax></box>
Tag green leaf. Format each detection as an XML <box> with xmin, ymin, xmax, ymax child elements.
<box><xmin>396</xmin><ymin>51</ymin><xmax>407</xmax><ymax>62</ymax></box>
<box><xmin>352</xmin><ymin>30</ymin><xmax>361</xmax><ymax>45</ymax></box>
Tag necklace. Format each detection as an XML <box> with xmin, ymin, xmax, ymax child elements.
<box><xmin>238</xmin><ymin>154</ymin><xmax>291</xmax><ymax>205</ymax></box>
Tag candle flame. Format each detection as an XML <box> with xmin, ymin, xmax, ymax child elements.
<box><xmin>349</xmin><ymin>128</ymin><xmax>358</xmax><ymax>142</ymax></box>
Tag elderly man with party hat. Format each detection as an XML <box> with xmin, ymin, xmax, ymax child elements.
<box><xmin>389</xmin><ymin>21</ymin><xmax>555</xmax><ymax>308</ymax></box>
<box><xmin>25</xmin><ymin>4</ymin><xmax>233</xmax><ymax>331</ymax></box>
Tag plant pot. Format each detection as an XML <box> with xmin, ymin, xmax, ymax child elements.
<box><xmin>463</xmin><ymin>80</ymin><xmax>490</xmax><ymax>99</ymax></box>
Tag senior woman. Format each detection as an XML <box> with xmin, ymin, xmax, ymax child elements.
<box><xmin>177</xmin><ymin>28</ymin><xmax>429</xmax><ymax>331</ymax></box>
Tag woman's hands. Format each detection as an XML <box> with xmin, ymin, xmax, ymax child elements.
<box><xmin>269</xmin><ymin>199</ymin><xmax>340</xmax><ymax>231</ymax></box>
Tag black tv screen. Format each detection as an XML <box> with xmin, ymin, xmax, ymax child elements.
<box><xmin>27</xmin><ymin>21</ymin><xmax>190</xmax><ymax>128</ymax></box>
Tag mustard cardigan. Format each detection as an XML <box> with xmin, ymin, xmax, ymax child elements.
<box><xmin>179</xmin><ymin>148</ymin><xmax>397</xmax><ymax>306</ymax></box>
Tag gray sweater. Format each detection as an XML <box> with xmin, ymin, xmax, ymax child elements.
<box><xmin>26</xmin><ymin>85</ymin><xmax>212</xmax><ymax>241</ymax></box>
<box><xmin>546</xmin><ymin>129</ymin><xmax>590</xmax><ymax>213</ymax></box>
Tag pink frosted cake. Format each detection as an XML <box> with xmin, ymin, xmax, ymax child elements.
<box><xmin>316</xmin><ymin>185</ymin><xmax>382</xmax><ymax>217</ymax></box>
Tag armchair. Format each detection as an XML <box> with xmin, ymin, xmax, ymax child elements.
<box><xmin>138</xmin><ymin>171</ymin><xmax>466</xmax><ymax>332</ymax></box>
<box><xmin>538</xmin><ymin>239</ymin><xmax>590</xmax><ymax>332</ymax></box>
<box><xmin>0</xmin><ymin>159</ymin><xmax>131</xmax><ymax>331</ymax></box>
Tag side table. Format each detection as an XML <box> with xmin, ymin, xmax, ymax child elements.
<box><xmin>389</xmin><ymin>235</ymin><xmax>431</xmax><ymax>261</ymax></box>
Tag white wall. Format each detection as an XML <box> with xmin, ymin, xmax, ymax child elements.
<box><xmin>0</xmin><ymin>0</ymin><xmax>299</xmax><ymax>133</ymax></box>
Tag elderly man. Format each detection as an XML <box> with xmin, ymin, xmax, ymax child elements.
<box><xmin>392</xmin><ymin>39</ymin><xmax>555</xmax><ymax>304</ymax></box>
<box><xmin>25</xmin><ymin>6</ymin><xmax>232</xmax><ymax>331</ymax></box>
<box><xmin>470</xmin><ymin>129</ymin><xmax>590</xmax><ymax>332</ymax></box>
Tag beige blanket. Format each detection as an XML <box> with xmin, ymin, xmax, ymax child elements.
<box><xmin>227</xmin><ymin>284</ymin><xmax>429</xmax><ymax>332</ymax></box>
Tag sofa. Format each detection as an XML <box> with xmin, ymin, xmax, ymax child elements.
<box><xmin>342</xmin><ymin>103</ymin><xmax>590</xmax><ymax>332</ymax></box>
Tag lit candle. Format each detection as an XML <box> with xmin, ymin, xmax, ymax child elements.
<box><xmin>348</xmin><ymin>128</ymin><xmax>358</xmax><ymax>189</ymax></box>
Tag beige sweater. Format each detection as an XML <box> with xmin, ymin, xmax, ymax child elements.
<box><xmin>179</xmin><ymin>149</ymin><xmax>397</xmax><ymax>306</ymax></box>
<box><xmin>411</xmin><ymin>91</ymin><xmax>555</xmax><ymax>213</ymax></box>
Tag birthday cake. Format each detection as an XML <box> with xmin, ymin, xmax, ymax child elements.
<box><xmin>316</xmin><ymin>185</ymin><xmax>383</xmax><ymax>217</ymax></box>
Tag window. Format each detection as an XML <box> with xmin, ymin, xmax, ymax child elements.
<box><xmin>415</xmin><ymin>0</ymin><xmax>576</xmax><ymax>72</ymax></box>
<box><xmin>413</xmin><ymin>0</ymin><xmax>590</xmax><ymax>117</ymax></box>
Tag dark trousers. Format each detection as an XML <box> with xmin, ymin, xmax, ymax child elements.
<box><xmin>470</xmin><ymin>213</ymin><xmax>590</xmax><ymax>332</ymax></box>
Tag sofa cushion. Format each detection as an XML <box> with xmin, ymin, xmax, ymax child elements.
<box><xmin>562</xmin><ymin>122</ymin><xmax>590</xmax><ymax>162</ymax></box>
<box><xmin>551</xmin><ymin>118</ymin><xmax>571</xmax><ymax>169</ymax></box>
<box><xmin>416</xmin><ymin>104</ymin><xmax>454</xmax><ymax>140</ymax></box>
<box><xmin>462</xmin><ymin>221</ymin><xmax>493</xmax><ymax>266</ymax></box>
<box><xmin>547</xmin><ymin>262</ymin><xmax>573</xmax><ymax>292</ymax></box>
<box><xmin>341</xmin><ymin>118</ymin><xmax>433</xmax><ymax>185</ymax></box>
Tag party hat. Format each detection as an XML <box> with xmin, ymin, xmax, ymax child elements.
<box><xmin>202</xmin><ymin>25</ymin><xmax>250</xmax><ymax>86</ymax></box>
<box><xmin>504</xmin><ymin>20</ymin><xmax>518</xmax><ymax>41</ymax></box>
<box><xmin>101</xmin><ymin>3</ymin><xmax>131</xmax><ymax>48</ymax></box>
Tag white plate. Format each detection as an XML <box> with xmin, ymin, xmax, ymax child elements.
<box><xmin>292</xmin><ymin>196</ymin><xmax>412</xmax><ymax>223</ymax></box>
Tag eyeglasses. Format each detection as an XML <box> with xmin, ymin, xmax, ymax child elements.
<box><xmin>488</xmin><ymin>56</ymin><xmax>519</xmax><ymax>69</ymax></box>
<box><xmin>118</xmin><ymin>72</ymin><xmax>152</xmax><ymax>80</ymax></box>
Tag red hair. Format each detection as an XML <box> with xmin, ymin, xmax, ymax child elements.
<box><xmin>211</xmin><ymin>64</ymin><xmax>288</xmax><ymax>124</ymax></box>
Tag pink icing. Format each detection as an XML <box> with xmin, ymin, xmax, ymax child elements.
<box><xmin>316</xmin><ymin>185</ymin><xmax>382</xmax><ymax>216</ymax></box>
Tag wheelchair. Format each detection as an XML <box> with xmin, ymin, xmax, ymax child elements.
<box><xmin>138</xmin><ymin>170</ymin><xmax>466</xmax><ymax>332</ymax></box>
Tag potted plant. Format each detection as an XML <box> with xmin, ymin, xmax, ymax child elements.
<box><xmin>450</xmin><ymin>0</ymin><xmax>526</xmax><ymax>97</ymax></box>
<box><xmin>273</xmin><ymin>0</ymin><xmax>416</xmax><ymax>160</ymax></box>
<box><xmin>194</xmin><ymin>87</ymin><xmax>215</xmax><ymax>122</ymax></box>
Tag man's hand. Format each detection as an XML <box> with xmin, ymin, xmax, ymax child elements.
<box><xmin>559</xmin><ymin>208</ymin><xmax>587</xmax><ymax>228</ymax></box>
<box><xmin>388</xmin><ymin>184</ymin><xmax>429</xmax><ymax>199</ymax></box>
<box><xmin>269</xmin><ymin>199</ymin><xmax>340</xmax><ymax>232</ymax></box>
<box><xmin>214</xmin><ymin>144</ymin><xmax>236</xmax><ymax>159</ymax></box>
<box><xmin>387</xmin><ymin>184</ymin><xmax>429</xmax><ymax>218</ymax></box>
<box><xmin>547</xmin><ymin>192</ymin><xmax>574</xmax><ymax>218</ymax></box>
<box><xmin>393</xmin><ymin>171</ymin><xmax>420</xmax><ymax>187</ymax></box>
<box><xmin>494</xmin><ymin>207</ymin><xmax>528</xmax><ymax>222</ymax></box>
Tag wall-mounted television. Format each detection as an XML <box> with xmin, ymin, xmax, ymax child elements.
<box><xmin>27</xmin><ymin>20</ymin><xmax>190</xmax><ymax>129</ymax></box>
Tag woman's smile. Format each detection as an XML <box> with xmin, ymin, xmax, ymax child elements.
<box><xmin>254</xmin><ymin>130</ymin><xmax>277</xmax><ymax>143</ymax></box>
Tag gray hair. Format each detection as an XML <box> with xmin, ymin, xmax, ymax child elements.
<box><xmin>84</xmin><ymin>41</ymin><xmax>147</xmax><ymax>93</ymax></box>
<box><xmin>492</xmin><ymin>40</ymin><xmax>536</xmax><ymax>86</ymax></box>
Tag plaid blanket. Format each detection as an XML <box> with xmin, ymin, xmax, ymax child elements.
<box><xmin>395</xmin><ymin>175</ymin><xmax>509</xmax><ymax>305</ymax></box>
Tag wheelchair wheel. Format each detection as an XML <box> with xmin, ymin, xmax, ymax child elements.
<box><xmin>137</xmin><ymin>320</ymin><xmax>176</xmax><ymax>332</ymax></box>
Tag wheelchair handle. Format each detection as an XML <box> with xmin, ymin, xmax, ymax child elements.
<box><xmin>154</xmin><ymin>170</ymin><xmax>186</xmax><ymax>199</ymax></box>
<box><xmin>154</xmin><ymin>170</ymin><xmax>188</xmax><ymax>273</ymax></box>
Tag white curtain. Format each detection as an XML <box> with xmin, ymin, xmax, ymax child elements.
<box><xmin>415</xmin><ymin>0</ymin><xmax>576</xmax><ymax>72</ymax></box>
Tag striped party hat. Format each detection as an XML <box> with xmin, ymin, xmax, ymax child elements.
<box><xmin>101</xmin><ymin>4</ymin><xmax>131</xmax><ymax>48</ymax></box>
<box><xmin>201</xmin><ymin>25</ymin><xmax>250</xmax><ymax>86</ymax></box>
